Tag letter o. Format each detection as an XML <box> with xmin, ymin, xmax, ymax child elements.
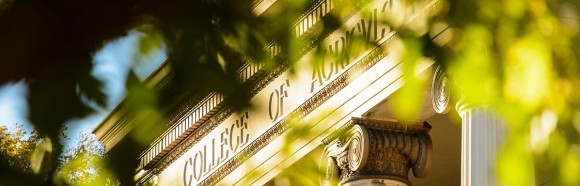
<box><xmin>193</xmin><ymin>151</ymin><xmax>203</xmax><ymax>181</ymax></box>
<box><xmin>269</xmin><ymin>90</ymin><xmax>280</xmax><ymax>120</ymax></box>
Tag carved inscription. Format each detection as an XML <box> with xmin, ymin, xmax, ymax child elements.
<box><xmin>182</xmin><ymin>112</ymin><xmax>249</xmax><ymax>186</ymax></box>
<box><xmin>163</xmin><ymin>0</ymin><xmax>436</xmax><ymax>185</ymax></box>
<box><xmin>269</xmin><ymin>79</ymin><xmax>290</xmax><ymax>121</ymax></box>
<box><xmin>311</xmin><ymin>0</ymin><xmax>395</xmax><ymax>93</ymax></box>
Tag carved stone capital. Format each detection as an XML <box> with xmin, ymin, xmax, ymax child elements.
<box><xmin>322</xmin><ymin>118</ymin><xmax>433</xmax><ymax>185</ymax></box>
<box><xmin>432</xmin><ymin>65</ymin><xmax>451</xmax><ymax>114</ymax></box>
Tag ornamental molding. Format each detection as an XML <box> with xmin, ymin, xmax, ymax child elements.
<box><xmin>93</xmin><ymin>66</ymin><xmax>174</xmax><ymax>152</ymax></box>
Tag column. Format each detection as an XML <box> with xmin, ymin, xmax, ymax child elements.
<box><xmin>456</xmin><ymin>103</ymin><xmax>505</xmax><ymax>186</ymax></box>
<box><xmin>431</xmin><ymin>66</ymin><xmax>505</xmax><ymax>186</ymax></box>
<box><xmin>321</xmin><ymin>117</ymin><xmax>433</xmax><ymax>186</ymax></box>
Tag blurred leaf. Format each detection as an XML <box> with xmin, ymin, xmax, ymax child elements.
<box><xmin>560</xmin><ymin>145</ymin><xmax>580</xmax><ymax>185</ymax></box>
<box><xmin>498</xmin><ymin>135</ymin><xmax>534</xmax><ymax>186</ymax></box>
<box><xmin>389</xmin><ymin>37</ymin><xmax>429</xmax><ymax>121</ymax></box>
<box><xmin>504</xmin><ymin>33</ymin><xmax>552</xmax><ymax>111</ymax></box>
<box><xmin>31</xmin><ymin>137</ymin><xmax>52</xmax><ymax>175</ymax></box>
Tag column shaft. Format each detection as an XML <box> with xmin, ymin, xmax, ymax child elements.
<box><xmin>459</xmin><ymin>107</ymin><xmax>505</xmax><ymax>186</ymax></box>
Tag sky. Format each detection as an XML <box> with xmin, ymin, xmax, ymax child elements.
<box><xmin>0</xmin><ymin>30</ymin><xmax>166</xmax><ymax>150</ymax></box>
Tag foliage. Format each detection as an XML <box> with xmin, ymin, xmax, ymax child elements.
<box><xmin>0</xmin><ymin>0</ymin><xmax>579</xmax><ymax>185</ymax></box>
<box><xmin>417</xmin><ymin>0</ymin><xmax>580</xmax><ymax>185</ymax></box>
<box><xmin>0</xmin><ymin>124</ymin><xmax>41</xmax><ymax>174</ymax></box>
<box><xmin>0</xmin><ymin>125</ymin><xmax>112</xmax><ymax>186</ymax></box>
<box><xmin>56</xmin><ymin>133</ymin><xmax>117</xmax><ymax>186</ymax></box>
<box><xmin>0</xmin><ymin>0</ymin><xmax>274</xmax><ymax>184</ymax></box>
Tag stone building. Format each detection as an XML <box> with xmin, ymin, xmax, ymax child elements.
<box><xmin>94</xmin><ymin>0</ymin><xmax>503</xmax><ymax>185</ymax></box>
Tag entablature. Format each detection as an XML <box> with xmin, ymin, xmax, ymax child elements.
<box><xmin>93</xmin><ymin>0</ymin><xmax>446</xmax><ymax>183</ymax></box>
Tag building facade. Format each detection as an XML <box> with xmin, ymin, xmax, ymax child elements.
<box><xmin>93</xmin><ymin>0</ymin><xmax>503</xmax><ymax>185</ymax></box>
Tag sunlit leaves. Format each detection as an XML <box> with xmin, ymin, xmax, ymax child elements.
<box><xmin>389</xmin><ymin>37</ymin><xmax>430</xmax><ymax>121</ymax></box>
<box><xmin>448</xmin><ymin>25</ymin><xmax>499</xmax><ymax>106</ymax></box>
<box><xmin>441</xmin><ymin>0</ymin><xmax>580</xmax><ymax>184</ymax></box>
<box><xmin>530</xmin><ymin>110</ymin><xmax>558</xmax><ymax>153</ymax></box>
<box><xmin>273</xmin><ymin>151</ymin><xmax>324</xmax><ymax>186</ymax></box>
<box><xmin>497</xmin><ymin>135</ymin><xmax>534</xmax><ymax>186</ymax></box>
<box><xmin>56</xmin><ymin>133</ymin><xmax>117</xmax><ymax>186</ymax></box>
<box><xmin>0</xmin><ymin>125</ymin><xmax>40</xmax><ymax>172</ymax></box>
<box><xmin>137</xmin><ymin>25</ymin><xmax>165</xmax><ymax>56</ymax></box>
<box><xmin>0</xmin><ymin>0</ymin><xmax>578</xmax><ymax>185</ymax></box>
<box><xmin>30</xmin><ymin>137</ymin><xmax>53</xmax><ymax>175</ymax></box>
<box><xmin>504</xmin><ymin>34</ymin><xmax>553</xmax><ymax>111</ymax></box>
<box><xmin>560</xmin><ymin>145</ymin><xmax>580</xmax><ymax>185</ymax></box>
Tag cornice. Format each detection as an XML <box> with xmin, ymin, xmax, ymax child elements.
<box><xmin>93</xmin><ymin>0</ymin><xmax>282</xmax><ymax>149</ymax></box>
<box><xmin>93</xmin><ymin>62</ymin><xmax>173</xmax><ymax>150</ymax></box>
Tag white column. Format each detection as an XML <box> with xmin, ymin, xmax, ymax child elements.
<box><xmin>457</xmin><ymin>102</ymin><xmax>505</xmax><ymax>186</ymax></box>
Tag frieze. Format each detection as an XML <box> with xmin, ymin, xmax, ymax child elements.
<box><xmin>197</xmin><ymin>26</ymin><xmax>397</xmax><ymax>186</ymax></box>
<box><xmin>150</xmin><ymin>59</ymin><xmax>288</xmax><ymax>173</ymax></box>
<box><xmin>198</xmin><ymin>0</ymin><xmax>441</xmax><ymax>184</ymax></box>
<box><xmin>151</xmin><ymin>105</ymin><xmax>234</xmax><ymax>173</ymax></box>
<box><xmin>142</xmin><ymin>62</ymin><xmax>267</xmax><ymax>169</ymax></box>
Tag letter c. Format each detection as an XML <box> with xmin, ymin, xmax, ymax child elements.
<box><xmin>183</xmin><ymin>158</ymin><xmax>192</xmax><ymax>186</ymax></box>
